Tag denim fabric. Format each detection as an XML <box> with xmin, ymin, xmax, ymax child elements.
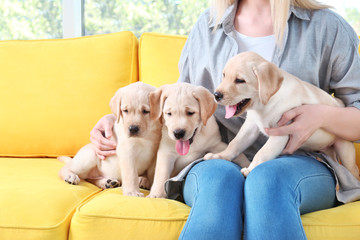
<box><xmin>179</xmin><ymin>156</ymin><xmax>336</xmax><ymax>240</ymax></box>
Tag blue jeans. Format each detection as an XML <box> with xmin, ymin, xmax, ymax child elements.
<box><xmin>179</xmin><ymin>156</ymin><xmax>337</xmax><ymax>240</ymax></box>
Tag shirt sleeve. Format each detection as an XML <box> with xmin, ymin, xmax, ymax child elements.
<box><xmin>177</xmin><ymin>9</ymin><xmax>209</xmax><ymax>84</ymax></box>
<box><xmin>177</xmin><ymin>37</ymin><xmax>191</xmax><ymax>84</ymax></box>
<box><xmin>330</xmin><ymin>20</ymin><xmax>360</xmax><ymax>110</ymax></box>
<box><xmin>177</xmin><ymin>21</ymin><xmax>199</xmax><ymax>84</ymax></box>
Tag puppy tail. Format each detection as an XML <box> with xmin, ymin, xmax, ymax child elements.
<box><xmin>57</xmin><ymin>156</ymin><xmax>72</xmax><ymax>164</ymax></box>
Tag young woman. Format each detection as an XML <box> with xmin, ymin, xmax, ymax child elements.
<box><xmin>90</xmin><ymin>0</ymin><xmax>360</xmax><ymax>239</ymax></box>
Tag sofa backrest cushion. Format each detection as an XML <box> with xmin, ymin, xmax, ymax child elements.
<box><xmin>0</xmin><ymin>31</ymin><xmax>138</xmax><ymax>157</ymax></box>
<box><xmin>139</xmin><ymin>32</ymin><xmax>187</xmax><ymax>87</ymax></box>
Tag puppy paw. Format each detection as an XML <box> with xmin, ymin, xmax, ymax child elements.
<box><xmin>123</xmin><ymin>190</ymin><xmax>144</xmax><ymax>197</ymax></box>
<box><xmin>147</xmin><ymin>192</ymin><xmax>167</xmax><ymax>199</ymax></box>
<box><xmin>139</xmin><ymin>176</ymin><xmax>151</xmax><ymax>190</ymax></box>
<box><xmin>64</xmin><ymin>173</ymin><xmax>80</xmax><ymax>185</ymax></box>
<box><xmin>105</xmin><ymin>179</ymin><xmax>120</xmax><ymax>189</ymax></box>
<box><xmin>204</xmin><ymin>153</ymin><xmax>220</xmax><ymax>160</ymax></box>
<box><xmin>240</xmin><ymin>168</ymin><xmax>251</xmax><ymax>177</ymax></box>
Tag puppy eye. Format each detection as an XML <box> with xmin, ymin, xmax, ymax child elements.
<box><xmin>187</xmin><ymin>111</ymin><xmax>195</xmax><ymax>116</ymax></box>
<box><xmin>122</xmin><ymin>109</ymin><xmax>128</xmax><ymax>113</ymax></box>
<box><xmin>222</xmin><ymin>73</ymin><xmax>225</xmax><ymax>78</ymax></box>
<box><xmin>166</xmin><ymin>112</ymin><xmax>172</xmax><ymax>116</ymax></box>
<box><xmin>142</xmin><ymin>109</ymin><xmax>150</xmax><ymax>114</ymax></box>
<box><xmin>235</xmin><ymin>78</ymin><xmax>246</xmax><ymax>84</ymax></box>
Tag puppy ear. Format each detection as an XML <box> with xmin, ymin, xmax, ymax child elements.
<box><xmin>109</xmin><ymin>88</ymin><xmax>123</xmax><ymax>123</ymax></box>
<box><xmin>193</xmin><ymin>86</ymin><xmax>217</xmax><ymax>126</ymax></box>
<box><xmin>149</xmin><ymin>86</ymin><xmax>167</xmax><ymax>121</ymax></box>
<box><xmin>253</xmin><ymin>62</ymin><xmax>284</xmax><ymax>105</ymax></box>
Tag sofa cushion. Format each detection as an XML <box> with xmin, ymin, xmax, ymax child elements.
<box><xmin>68</xmin><ymin>186</ymin><xmax>360</xmax><ymax>240</ymax></box>
<box><xmin>0</xmin><ymin>31</ymin><xmax>138</xmax><ymax>157</ymax></box>
<box><xmin>0</xmin><ymin>157</ymin><xmax>100</xmax><ymax>240</ymax></box>
<box><xmin>302</xmin><ymin>201</ymin><xmax>360</xmax><ymax>240</ymax></box>
<box><xmin>69</xmin><ymin>189</ymin><xmax>189</xmax><ymax>240</ymax></box>
<box><xmin>139</xmin><ymin>32</ymin><xmax>187</xmax><ymax>87</ymax></box>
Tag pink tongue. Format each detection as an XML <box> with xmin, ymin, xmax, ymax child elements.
<box><xmin>225</xmin><ymin>105</ymin><xmax>237</xmax><ymax>119</ymax></box>
<box><xmin>176</xmin><ymin>140</ymin><xmax>190</xmax><ymax>155</ymax></box>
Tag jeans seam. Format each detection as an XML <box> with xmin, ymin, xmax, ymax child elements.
<box><xmin>293</xmin><ymin>173</ymin><xmax>334</xmax><ymax>240</ymax></box>
<box><xmin>293</xmin><ymin>173</ymin><xmax>334</xmax><ymax>201</ymax></box>
<box><xmin>179</xmin><ymin>172</ymin><xmax>199</xmax><ymax>240</ymax></box>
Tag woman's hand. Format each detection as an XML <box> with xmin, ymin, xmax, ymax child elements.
<box><xmin>265</xmin><ymin>105</ymin><xmax>325</xmax><ymax>154</ymax></box>
<box><xmin>90</xmin><ymin>114</ymin><xmax>117</xmax><ymax>160</ymax></box>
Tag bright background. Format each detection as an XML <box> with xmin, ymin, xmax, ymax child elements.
<box><xmin>0</xmin><ymin>0</ymin><xmax>359</xmax><ymax>40</ymax></box>
<box><xmin>320</xmin><ymin>0</ymin><xmax>360</xmax><ymax>33</ymax></box>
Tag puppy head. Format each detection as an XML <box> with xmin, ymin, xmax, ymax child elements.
<box><xmin>110</xmin><ymin>82</ymin><xmax>156</xmax><ymax>137</ymax></box>
<box><xmin>149</xmin><ymin>83</ymin><xmax>217</xmax><ymax>155</ymax></box>
<box><xmin>214</xmin><ymin>51</ymin><xmax>284</xmax><ymax>118</ymax></box>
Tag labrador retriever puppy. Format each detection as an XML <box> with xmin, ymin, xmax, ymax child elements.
<box><xmin>147</xmin><ymin>83</ymin><xmax>249</xmax><ymax>198</ymax></box>
<box><xmin>59</xmin><ymin>82</ymin><xmax>162</xmax><ymax>197</ymax></box>
<box><xmin>205</xmin><ymin>51</ymin><xmax>359</xmax><ymax>180</ymax></box>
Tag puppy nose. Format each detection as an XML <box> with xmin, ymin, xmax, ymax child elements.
<box><xmin>129</xmin><ymin>125</ymin><xmax>139</xmax><ymax>134</ymax></box>
<box><xmin>214</xmin><ymin>92</ymin><xmax>223</xmax><ymax>102</ymax></box>
<box><xmin>173</xmin><ymin>129</ymin><xmax>186</xmax><ymax>139</ymax></box>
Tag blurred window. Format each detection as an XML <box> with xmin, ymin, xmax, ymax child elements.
<box><xmin>0</xmin><ymin>1</ymin><xmax>359</xmax><ymax>40</ymax></box>
<box><xmin>0</xmin><ymin>0</ymin><xmax>62</xmax><ymax>40</ymax></box>
<box><xmin>319</xmin><ymin>0</ymin><xmax>360</xmax><ymax>34</ymax></box>
<box><xmin>83</xmin><ymin>0</ymin><xmax>209</xmax><ymax>37</ymax></box>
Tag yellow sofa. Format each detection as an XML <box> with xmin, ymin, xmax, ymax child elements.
<box><xmin>0</xmin><ymin>31</ymin><xmax>359</xmax><ymax>240</ymax></box>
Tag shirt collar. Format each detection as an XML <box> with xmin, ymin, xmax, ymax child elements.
<box><xmin>289</xmin><ymin>6</ymin><xmax>311</xmax><ymax>21</ymax></box>
<box><xmin>209</xmin><ymin>0</ymin><xmax>238</xmax><ymax>34</ymax></box>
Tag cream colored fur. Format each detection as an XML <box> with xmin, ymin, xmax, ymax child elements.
<box><xmin>148</xmin><ymin>83</ymin><xmax>249</xmax><ymax>198</ymax></box>
<box><xmin>59</xmin><ymin>82</ymin><xmax>162</xmax><ymax>197</ymax></box>
<box><xmin>205</xmin><ymin>52</ymin><xmax>360</xmax><ymax>180</ymax></box>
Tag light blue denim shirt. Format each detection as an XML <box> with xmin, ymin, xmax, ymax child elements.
<box><xmin>177</xmin><ymin>2</ymin><xmax>360</xmax><ymax>203</ymax></box>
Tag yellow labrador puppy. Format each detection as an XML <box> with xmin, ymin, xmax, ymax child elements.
<box><xmin>147</xmin><ymin>83</ymin><xmax>249</xmax><ymax>198</ymax></box>
<box><xmin>59</xmin><ymin>82</ymin><xmax>162</xmax><ymax>197</ymax></box>
<box><xmin>205</xmin><ymin>51</ymin><xmax>359</xmax><ymax>180</ymax></box>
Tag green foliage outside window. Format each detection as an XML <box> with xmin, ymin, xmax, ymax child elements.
<box><xmin>0</xmin><ymin>0</ymin><xmax>209</xmax><ymax>40</ymax></box>
<box><xmin>0</xmin><ymin>0</ymin><xmax>62</xmax><ymax>40</ymax></box>
<box><xmin>84</xmin><ymin>0</ymin><xmax>209</xmax><ymax>37</ymax></box>
<box><xmin>0</xmin><ymin>0</ymin><xmax>359</xmax><ymax>40</ymax></box>
<box><xmin>345</xmin><ymin>7</ymin><xmax>360</xmax><ymax>36</ymax></box>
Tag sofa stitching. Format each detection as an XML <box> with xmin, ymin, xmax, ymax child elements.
<box><xmin>0</xmin><ymin>189</ymin><xmax>102</xmax><ymax>230</ymax></box>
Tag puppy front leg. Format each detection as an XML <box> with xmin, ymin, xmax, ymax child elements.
<box><xmin>241</xmin><ymin>135</ymin><xmax>288</xmax><ymax>177</ymax></box>
<box><xmin>204</xmin><ymin>120</ymin><xmax>259</xmax><ymax>161</ymax></box>
<box><xmin>119</xmin><ymin>150</ymin><xmax>143</xmax><ymax>197</ymax></box>
<box><xmin>148</xmin><ymin>153</ymin><xmax>176</xmax><ymax>198</ymax></box>
<box><xmin>333</xmin><ymin>139</ymin><xmax>360</xmax><ymax>180</ymax></box>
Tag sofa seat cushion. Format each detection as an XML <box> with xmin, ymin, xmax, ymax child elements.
<box><xmin>302</xmin><ymin>201</ymin><xmax>360</xmax><ymax>240</ymax></box>
<box><xmin>0</xmin><ymin>157</ymin><xmax>100</xmax><ymax>240</ymax></box>
<box><xmin>69</xmin><ymin>186</ymin><xmax>360</xmax><ymax>240</ymax></box>
<box><xmin>0</xmin><ymin>31</ymin><xmax>138</xmax><ymax>157</ymax></box>
<box><xmin>69</xmin><ymin>189</ymin><xmax>190</xmax><ymax>240</ymax></box>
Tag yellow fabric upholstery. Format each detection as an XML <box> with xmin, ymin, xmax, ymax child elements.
<box><xmin>0</xmin><ymin>31</ymin><xmax>359</xmax><ymax>240</ymax></box>
<box><xmin>69</xmin><ymin>189</ymin><xmax>189</xmax><ymax>240</ymax></box>
<box><xmin>0</xmin><ymin>157</ymin><xmax>100</xmax><ymax>240</ymax></box>
<box><xmin>0</xmin><ymin>32</ymin><xmax>138</xmax><ymax>157</ymax></box>
<box><xmin>302</xmin><ymin>201</ymin><xmax>360</xmax><ymax>240</ymax></box>
<box><xmin>139</xmin><ymin>32</ymin><xmax>187</xmax><ymax>87</ymax></box>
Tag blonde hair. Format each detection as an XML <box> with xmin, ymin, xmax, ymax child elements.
<box><xmin>210</xmin><ymin>0</ymin><xmax>330</xmax><ymax>44</ymax></box>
